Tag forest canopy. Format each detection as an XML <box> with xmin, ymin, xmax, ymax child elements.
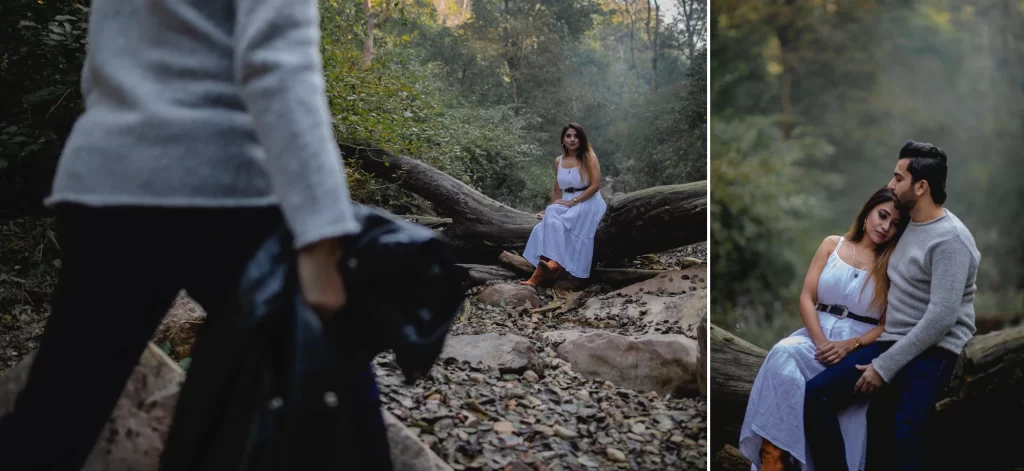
<box><xmin>710</xmin><ymin>0</ymin><xmax>1024</xmax><ymax>347</ymax></box>
<box><xmin>0</xmin><ymin>0</ymin><xmax>707</xmax><ymax>218</ymax></box>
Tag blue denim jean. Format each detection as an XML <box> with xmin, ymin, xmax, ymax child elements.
<box><xmin>804</xmin><ymin>341</ymin><xmax>958</xmax><ymax>471</ymax></box>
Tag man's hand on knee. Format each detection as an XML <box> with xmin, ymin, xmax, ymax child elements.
<box><xmin>854</xmin><ymin>363</ymin><xmax>885</xmax><ymax>393</ymax></box>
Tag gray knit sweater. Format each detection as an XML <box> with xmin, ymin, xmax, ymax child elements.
<box><xmin>871</xmin><ymin>209</ymin><xmax>980</xmax><ymax>382</ymax></box>
<box><xmin>45</xmin><ymin>0</ymin><xmax>360</xmax><ymax>248</ymax></box>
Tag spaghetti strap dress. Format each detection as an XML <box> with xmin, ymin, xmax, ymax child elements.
<box><xmin>522</xmin><ymin>155</ymin><xmax>608</xmax><ymax>278</ymax></box>
<box><xmin>738</xmin><ymin>237</ymin><xmax>883</xmax><ymax>471</ymax></box>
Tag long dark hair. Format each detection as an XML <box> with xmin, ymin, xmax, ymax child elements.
<box><xmin>560</xmin><ymin>123</ymin><xmax>595</xmax><ymax>185</ymax></box>
<box><xmin>844</xmin><ymin>186</ymin><xmax>910</xmax><ymax>312</ymax></box>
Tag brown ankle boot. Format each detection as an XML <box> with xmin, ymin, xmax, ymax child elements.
<box><xmin>760</xmin><ymin>440</ymin><xmax>785</xmax><ymax>471</ymax></box>
<box><xmin>520</xmin><ymin>265</ymin><xmax>547</xmax><ymax>286</ymax></box>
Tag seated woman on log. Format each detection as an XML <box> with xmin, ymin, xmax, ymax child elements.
<box><xmin>738</xmin><ymin>187</ymin><xmax>909</xmax><ymax>471</ymax></box>
<box><xmin>520</xmin><ymin>123</ymin><xmax>608</xmax><ymax>286</ymax></box>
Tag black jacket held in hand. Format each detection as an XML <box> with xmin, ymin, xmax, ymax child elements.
<box><xmin>159</xmin><ymin>205</ymin><xmax>464</xmax><ymax>471</ymax></box>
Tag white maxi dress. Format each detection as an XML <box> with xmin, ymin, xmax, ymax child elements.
<box><xmin>523</xmin><ymin>155</ymin><xmax>608</xmax><ymax>279</ymax></box>
<box><xmin>739</xmin><ymin>237</ymin><xmax>882</xmax><ymax>471</ymax></box>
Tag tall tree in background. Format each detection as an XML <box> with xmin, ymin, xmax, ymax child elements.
<box><xmin>673</xmin><ymin>0</ymin><xmax>705</xmax><ymax>63</ymax></box>
<box><xmin>646</xmin><ymin>0</ymin><xmax>660</xmax><ymax>90</ymax></box>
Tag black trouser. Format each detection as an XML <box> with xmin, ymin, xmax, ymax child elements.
<box><xmin>0</xmin><ymin>203</ymin><xmax>283</xmax><ymax>470</ymax></box>
<box><xmin>804</xmin><ymin>341</ymin><xmax>959</xmax><ymax>471</ymax></box>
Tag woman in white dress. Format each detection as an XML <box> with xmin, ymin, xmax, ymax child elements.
<box><xmin>521</xmin><ymin>123</ymin><xmax>608</xmax><ymax>286</ymax></box>
<box><xmin>739</xmin><ymin>187</ymin><xmax>909</xmax><ymax>471</ymax></box>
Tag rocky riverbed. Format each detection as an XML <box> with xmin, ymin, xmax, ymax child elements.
<box><xmin>0</xmin><ymin>221</ymin><xmax>707</xmax><ymax>470</ymax></box>
<box><xmin>370</xmin><ymin>242</ymin><xmax>708</xmax><ymax>470</ymax></box>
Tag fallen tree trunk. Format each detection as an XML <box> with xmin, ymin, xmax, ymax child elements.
<box><xmin>399</xmin><ymin>215</ymin><xmax>452</xmax><ymax>229</ymax></box>
<box><xmin>493</xmin><ymin>251</ymin><xmax>702</xmax><ymax>289</ymax></box>
<box><xmin>708</xmin><ymin>324</ymin><xmax>767</xmax><ymax>457</ymax></box>
<box><xmin>709</xmin><ymin>323</ymin><xmax>1024</xmax><ymax>470</ymax></box>
<box><xmin>342</xmin><ymin>146</ymin><xmax>706</xmax><ymax>262</ymax></box>
<box><xmin>453</xmin><ymin>264</ymin><xmax>520</xmax><ymax>288</ymax></box>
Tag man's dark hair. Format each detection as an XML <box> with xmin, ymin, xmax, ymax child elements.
<box><xmin>898</xmin><ymin>140</ymin><xmax>948</xmax><ymax>204</ymax></box>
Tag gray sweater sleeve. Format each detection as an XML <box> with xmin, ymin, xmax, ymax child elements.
<box><xmin>871</xmin><ymin>237</ymin><xmax>972</xmax><ymax>382</ymax></box>
<box><xmin>234</xmin><ymin>0</ymin><xmax>360</xmax><ymax>248</ymax></box>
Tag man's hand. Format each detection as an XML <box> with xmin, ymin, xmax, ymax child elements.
<box><xmin>297</xmin><ymin>238</ymin><xmax>347</xmax><ymax>320</ymax></box>
<box><xmin>854</xmin><ymin>363</ymin><xmax>885</xmax><ymax>394</ymax></box>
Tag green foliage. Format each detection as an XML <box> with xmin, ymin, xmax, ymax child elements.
<box><xmin>710</xmin><ymin>116</ymin><xmax>839</xmax><ymax>342</ymax></box>
<box><xmin>609</xmin><ymin>47</ymin><xmax>707</xmax><ymax>192</ymax></box>
<box><xmin>1</xmin><ymin>1</ymin><xmax>89</xmax><ymax>207</ymax></box>
<box><xmin>712</xmin><ymin>0</ymin><xmax>1024</xmax><ymax>343</ymax></box>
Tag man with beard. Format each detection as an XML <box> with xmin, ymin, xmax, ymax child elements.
<box><xmin>803</xmin><ymin>140</ymin><xmax>980</xmax><ymax>471</ymax></box>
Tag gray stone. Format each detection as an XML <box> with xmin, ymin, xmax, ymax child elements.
<box><xmin>555</xmin><ymin>331</ymin><xmax>700</xmax><ymax>397</ymax></box>
<box><xmin>475</xmin><ymin>284</ymin><xmax>542</xmax><ymax>309</ymax></box>
<box><xmin>440</xmin><ymin>334</ymin><xmax>539</xmax><ymax>374</ymax></box>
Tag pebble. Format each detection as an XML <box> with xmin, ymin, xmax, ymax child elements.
<box><xmin>493</xmin><ymin>421</ymin><xmax>515</xmax><ymax>435</ymax></box>
<box><xmin>607</xmin><ymin>447</ymin><xmax>627</xmax><ymax>462</ymax></box>
<box><xmin>554</xmin><ymin>425</ymin><xmax>578</xmax><ymax>439</ymax></box>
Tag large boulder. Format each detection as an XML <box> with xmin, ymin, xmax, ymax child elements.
<box><xmin>554</xmin><ymin>331</ymin><xmax>700</xmax><ymax>397</ymax></box>
<box><xmin>608</xmin><ymin>267</ymin><xmax>706</xmax><ymax>297</ymax></box>
<box><xmin>0</xmin><ymin>344</ymin><xmax>184</xmax><ymax>471</ymax></box>
<box><xmin>383</xmin><ymin>409</ymin><xmax>454</xmax><ymax>471</ymax></box>
<box><xmin>475</xmin><ymin>284</ymin><xmax>542</xmax><ymax>309</ymax></box>
<box><xmin>539</xmin><ymin>330</ymin><xmax>585</xmax><ymax>345</ymax></box>
<box><xmin>440</xmin><ymin>334</ymin><xmax>540</xmax><ymax>374</ymax></box>
<box><xmin>581</xmin><ymin>287</ymin><xmax>706</xmax><ymax>334</ymax></box>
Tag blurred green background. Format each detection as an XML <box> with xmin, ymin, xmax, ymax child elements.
<box><xmin>709</xmin><ymin>0</ymin><xmax>1024</xmax><ymax>349</ymax></box>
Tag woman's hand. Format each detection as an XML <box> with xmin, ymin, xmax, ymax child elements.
<box><xmin>815</xmin><ymin>339</ymin><xmax>857</xmax><ymax>366</ymax></box>
<box><xmin>554</xmin><ymin>199</ymin><xmax>573</xmax><ymax>207</ymax></box>
<box><xmin>536</xmin><ymin>210</ymin><xmax>545</xmax><ymax>220</ymax></box>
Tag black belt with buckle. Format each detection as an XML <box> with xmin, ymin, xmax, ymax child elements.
<box><xmin>564</xmin><ymin>185</ymin><xmax>590</xmax><ymax>193</ymax></box>
<box><xmin>816</xmin><ymin>303</ymin><xmax>879</xmax><ymax>325</ymax></box>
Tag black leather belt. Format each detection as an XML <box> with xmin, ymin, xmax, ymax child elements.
<box><xmin>816</xmin><ymin>303</ymin><xmax>879</xmax><ymax>325</ymax></box>
<box><xmin>564</xmin><ymin>185</ymin><xmax>590</xmax><ymax>193</ymax></box>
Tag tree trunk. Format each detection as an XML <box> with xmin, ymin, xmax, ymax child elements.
<box><xmin>486</xmin><ymin>251</ymin><xmax>700</xmax><ymax>288</ymax></box>
<box><xmin>707</xmin><ymin>323</ymin><xmax>767</xmax><ymax>455</ymax></box>
<box><xmin>627</xmin><ymin>1</ymin><xmax>640</xmax><ymax>84</ymax></box>
<box><xmin>502</xmin><ymin>0</ymin><xmax>519</xmax><ymax>115</ymax></box>
<box><xmin>362</xmin><ymin>0</ymin><xmax>375</xmax><ymax>69</ymax></box>
<box><xmin>651</xmin><ymin>0</ymin><xmax>659</xmax><ymax>91</ymax></box>
<box><xmin>709</xmin><ymin>323</ymin><xmax>1024</xmax><ymax>470</ymax></box>
<box><xmin>453</xmin><ymin>264</ymin><xmax>520</xmax><ymax>287</ymax></box>
<box><xmin>342</xmin><ymin>146</ymin><xmax>706</xmax><ymax>263</ymax></box>
<box><xmin>772</xmin><ymin>0</ymin><xmax>798</xmax><ymax>140</ymax></box>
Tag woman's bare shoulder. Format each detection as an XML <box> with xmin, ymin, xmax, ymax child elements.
<box><xmin>820</xmin><ymin>235</ymin><xmax>841</xmax><ymax>252</ymax></box>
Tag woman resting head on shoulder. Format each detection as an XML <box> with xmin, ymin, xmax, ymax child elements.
<box><xmin>521</xmin><ymin>123</ymin><xmax>608</xmax><ymax>286</ymax></box>
<box><xmin>737</xmin><ymin>186</ymin><xmax>909</xmax><ymax>471</ymax></box>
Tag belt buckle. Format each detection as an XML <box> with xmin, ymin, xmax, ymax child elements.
<box><xmin>834</xmin><ymin>305</ymin><xmax>849</xmax><ymax>319</ymax></box>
